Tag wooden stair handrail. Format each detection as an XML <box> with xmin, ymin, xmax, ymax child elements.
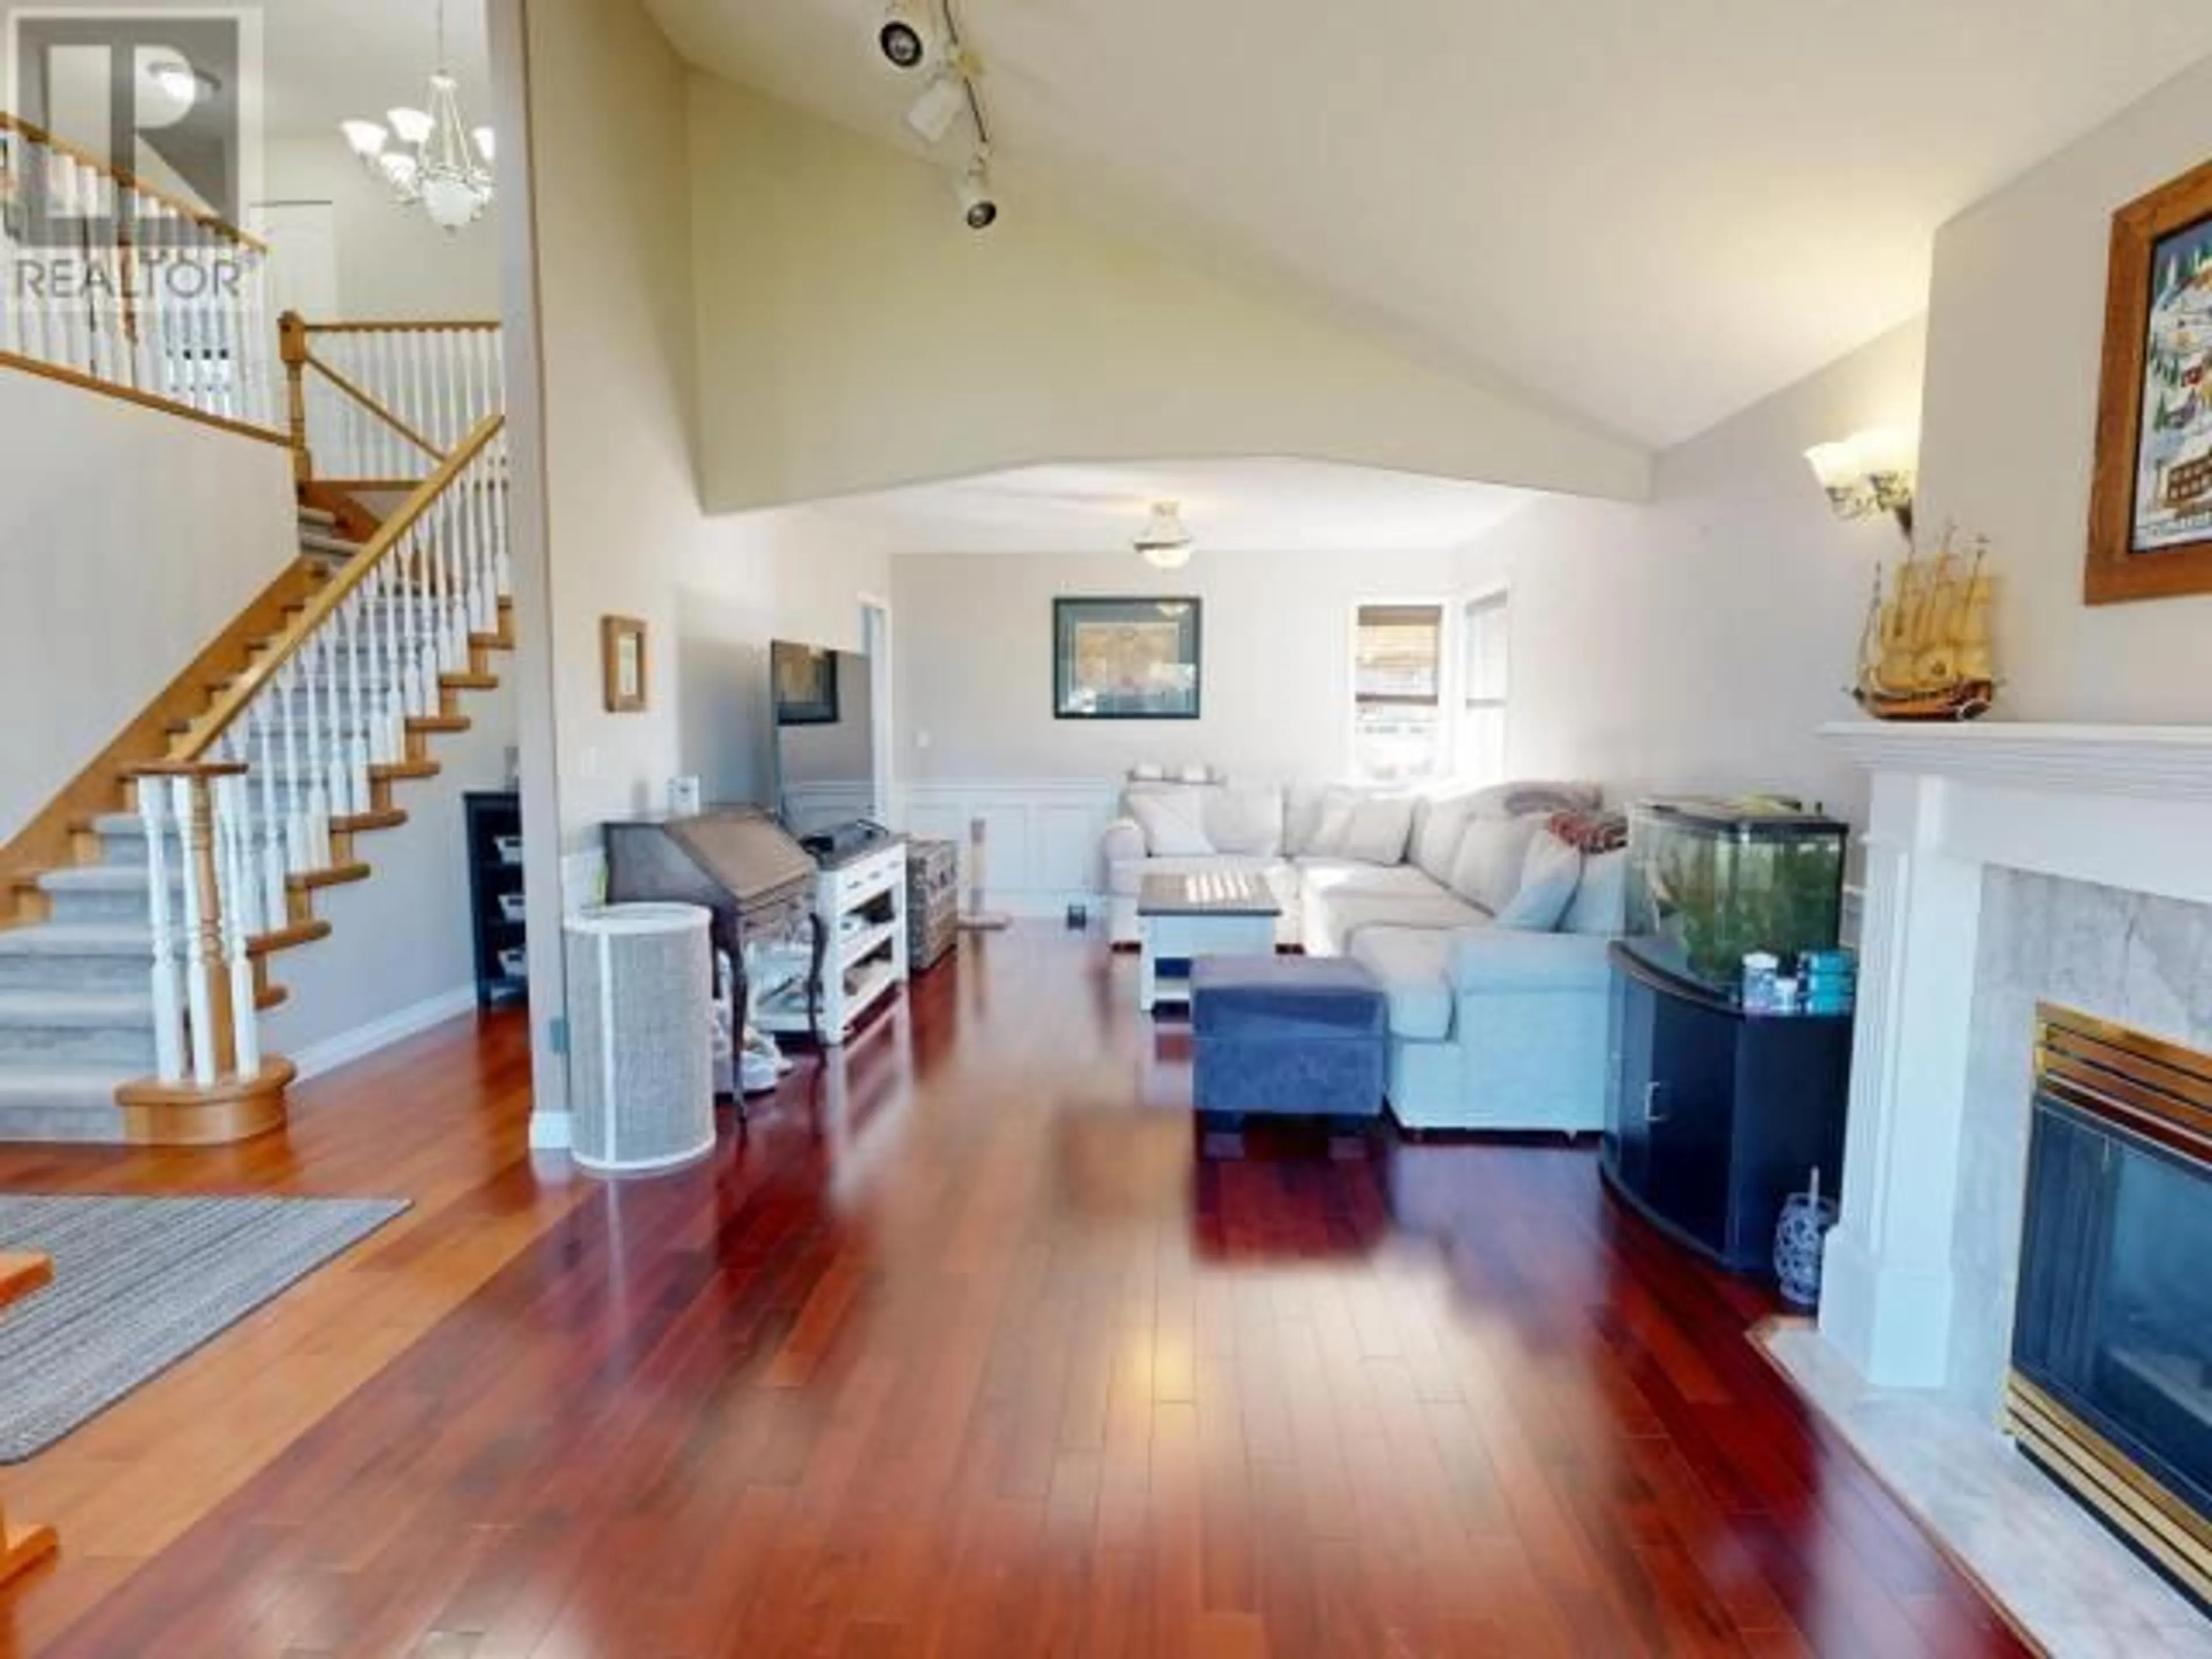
<box><xmin>176</xmin><ymin>413</ymin><xmax>507</xmax><ymax>760</ymax></box>
<box><xmin>303</xmin><ymin>319</ymin><xmax>502</xmax><ymax>335</ymax></box>
<box><xmin>0</xmin><ymin>109</ymin><xmax>267</xmax><ymax>254</ymax></box>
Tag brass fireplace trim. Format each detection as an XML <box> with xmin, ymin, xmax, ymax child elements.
<box><xmin>2035</xmin><ymin>1002</ymin><xmax>2212</xmax><ymax>1162</ymax></box>
<box><xmin>2005</xmin><ymin>1372</ymin><xmax>2212</xmax><ymax>1607</ymax></box>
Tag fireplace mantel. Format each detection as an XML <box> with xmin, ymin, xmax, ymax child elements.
<box><xmin>1819</xmin><ymin>721</ymin><xmax>2212</xmax><ymax>801</ymax></box>
<box><xmin>1813</xmin><ymin>719</ymin><xmax>2212</xmax><ymax>1390</ymax></box>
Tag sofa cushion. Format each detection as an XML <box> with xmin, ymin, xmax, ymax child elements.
<box><xmin>1410</xmin><ymin>790</ymin><xmax>1482</xmax><ymax>885</ymax></box>
<box><xmin>1297</xmin><ymin>858</ymin><xmax>1443</xmax><ymax>899</ymax></box>
<box><xmin>1563</xmin><ymin>847</ymin><xmax>1628</xmax><ymax>936</ymax></box>
<box><xmin>1449</xmin><ymin>815</ymin><xmax>1543</xmax><ymax>915</ymax></box>
<box><xmin>1347</xmin><ymin>927</ymin><xmax>1457</xmax><ymax>1042</ymax></box>
<box><xmin>1495</xmin><ymin>831</ymin><xmax>1582</xmax><ymax>931</ymax></box>
<box><xmin>1202</xmin><ymin>785</ymin><xmax>1284</xmax><ymax>857</ymax></box>
<box><xmin>1338</xmin><ymin>796</ymin><xmax>1415</xmax><ymax>865</ymax></box>
<box><xmin>1127</xmin><ymin>789</ymin><xmax>1215</xmax><ymax>856</ymax></box>
<box><xmin>1306</xmin><ymin>888</ymin><xmax>1488</xmax><ymax>957</ymax></box>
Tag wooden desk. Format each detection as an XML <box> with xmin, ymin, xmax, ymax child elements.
<box><xmin>0</xmin><ymin>1253</ymin><xmax>57</xmax><ymax>1585</ymax></box>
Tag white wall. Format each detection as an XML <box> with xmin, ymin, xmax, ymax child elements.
<box><xmin>1457</xmin><ymin>320</ymin><xmax>1929</xmax><ymax>827</ymax></box>
<box><xmin>892</xmin><ymin>546</ymin><xmax>1468</xmax><ymax>784</ymax></box>
<box><xmin>0</xmin><ymin>371</ymin><xmax>298</xmax><ymax>843</ymax></box>
<box><xmin>1917</xmin><ymin>52</ymin><xmax>2212</xmax><ymax>721</ymax></box>
<box><xmin>260</xmin><ymin>135</ymin><xmax>505</xmax><ymax>321</ymax></box>
<box><xmin>263</xmin><ymin>679</ymin><xmax>518</xmax><ymax>1061</ymax></box>
<box><xmin>687</xmin><ymin>81</ymin><xmax>1650</xmax><ymax>514</ymax></box>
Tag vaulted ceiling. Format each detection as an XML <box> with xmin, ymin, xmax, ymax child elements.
<box><xmin>647</xmin><ymin>0</ymin><xmax>2212</xmax><ymax>450</ymax></box>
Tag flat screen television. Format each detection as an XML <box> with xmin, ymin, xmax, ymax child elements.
<box><xmin>769</xmin><ymin>639</ymin><xmax>878</xmax><ymax>839</ymax></box>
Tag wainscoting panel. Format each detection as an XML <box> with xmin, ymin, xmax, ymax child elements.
<box><xmin>889</xmin><ymin>780</ymin><xmax>1121</xmax><ymax>918</ymax></box>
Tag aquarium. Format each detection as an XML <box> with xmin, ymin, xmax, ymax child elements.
<box><xmin>1623</xmin><ymin>798</ymin><xmax>1848</xmax><ymax>1001</ymax></box>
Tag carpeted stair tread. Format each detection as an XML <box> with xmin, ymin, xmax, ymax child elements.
<box><xmin>0</xmin><ymin>923</ymin><xmax>152</xmax><ymax>956</ymax></box>
<box><xmin>37</xmin><ymin>866</ymin><xmax>181</xmax><ymax>896</ymax></box>
<box><xmin>0</xmin><ymin>989</ymin><xmax>154</xmax><ymax>1028</ymax></box>
<box><xmin>0</xmin><ymin>1066</ymin><xmax>136</xmax><ymax>1109</ymax></box>
<box><xmin>298</xmin><ymin>530</ymin><xmax>361</xmax><ymax>559</ymax></box>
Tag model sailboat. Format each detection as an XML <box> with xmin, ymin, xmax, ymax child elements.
<box><xmin>1854</xmin><ymin>527</ymin><xmax>1997</xmax><ymax>721</ymax></box>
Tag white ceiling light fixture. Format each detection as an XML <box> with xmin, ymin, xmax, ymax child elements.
<box><xmin>957</xmin><ymin>149</ymin><xmax>998</xmax><ymax>232</ymax></box>
<box><xmin>875</xmin><ymin>0</ymin><xmax>1003</xmax><ymax>231</ymax></box>
<box><xmin>339</xmin><ymin>0</ymin><xmax>495</xmax><ymax>234</ymax></box>
<box><xmin>906</xmin><ymin>70</ymin><xmax>968</xmax><ymax>144</ymax></box>
<box><xmin>1136</xmin><ymin>501</ymin><xmax>1195</xmax><ymax>570</ymax></box>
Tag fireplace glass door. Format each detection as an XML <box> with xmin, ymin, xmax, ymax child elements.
<box><xmin>2014</xmin><ymin>1093</ymin><xmax>2212</xmax><ymax>1522</ymax></box>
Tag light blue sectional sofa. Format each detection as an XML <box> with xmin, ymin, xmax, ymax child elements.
<box><xmin>1101</xmin><ymin>778</ymin><xmax>1626</xmax><ymax>1133</ymax></box>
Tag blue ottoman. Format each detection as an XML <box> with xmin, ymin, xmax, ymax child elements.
<box><xmin>1191</xmin><ymin>956</ymin><xmax>1386</xmax><ymax>1122</ymax></box>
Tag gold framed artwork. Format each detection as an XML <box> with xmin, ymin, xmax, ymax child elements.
<box><xmin>2088</xmin><ymin>155</ymin><xmax>2212</xmax><ymax>605</ymax></box>
<box><xmin>1052</xmin><ymin>597</ymin><xmax>1202</xmax><ymax>719</ymax></box>
<box><xmin>601</xmin><ymin>615</ymin><xmax>648</xmax><ymax>713</ymax></box>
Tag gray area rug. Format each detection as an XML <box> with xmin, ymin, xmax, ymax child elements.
<box><xmin>0</xmin><ymin>1194</ymin><xmax>408</xmax><ymax>1463</ymax></box>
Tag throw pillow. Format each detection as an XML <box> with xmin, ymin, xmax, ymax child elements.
<box><xmin>1203</xmin><ymin>785</ymin><xmax>1285</xmax><ymax>857</ymax></box>
<box><xmin>1463</xmin><ymin>779</ymin><xmax>1603</xmax><ymax>821</ymax></box>
<box><xmin>1495</xmin><ymin>831</ymin><xmax>1584</xmax><ymax>931</ymax></box>
<box><xmin>1548</xmin><ymin>808</ymin><xmax>1627</xmax><ymax>853</ymax></box>
<box><xmin>1127</xmin><ymin>789</ymin><xmax>1214</xmax><ymax>857</ymax></box>
<box><xmin>1449</xmin><ymin>814</ymin><xmax>1544</xmax><ymax>915</ymax></box>
<box><xmin>1563</xmin><ymin>847</ymin><xmax>1628</xmax><ymax>935</ymax></box>
<box><xmin>1410</xmin><ymin>791</ymin><xmax>1480</xmax><ymax>884</ymax></box>
<box><xmin>1339</xmin><ymin>796</ymin><xmax>1415</xmax><ymax>866</ymax></box>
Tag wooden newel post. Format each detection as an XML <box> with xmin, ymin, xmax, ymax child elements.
<box><xmin>280</xmin><ymin>309</ymin><xmax>312</xmax><ymax>486</ymax></box>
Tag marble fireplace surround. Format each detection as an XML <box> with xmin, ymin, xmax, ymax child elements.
<box><xmin>1757</xmin><ymin>723</ymin><xmax>2212</xmax><ymax>1653</ymax></box>
<box><xmin>1811</xmin><ymin>721</ymin><xmax>2212</xmax><ymax>1394</ymax></box>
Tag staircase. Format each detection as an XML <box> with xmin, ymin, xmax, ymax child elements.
<box><xmin>0</xmin><ymin>493</ymin><xmax>513</xmax><ymax>1143</ymax></box>
<box><xmin>1</xmin><ymin>107</ymin><xmax>514</xmax><ymax>1146</ymax></box>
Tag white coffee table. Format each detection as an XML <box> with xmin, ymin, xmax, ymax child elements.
<box><xmin>1137</xmin><ymin>872</ymin><xmax>1281</xmax><ymax>1014</ymax></box>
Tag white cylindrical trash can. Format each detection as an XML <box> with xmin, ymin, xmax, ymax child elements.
<box><xmin>565</xmin><ymin>903</ymin><xmax>715</xmax><ymax>1175</ymax></box>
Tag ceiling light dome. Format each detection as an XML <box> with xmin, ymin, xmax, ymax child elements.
<box><xmin>1137</xmin><ymin>502</ymin><xmax>1194</xmax><ymax>570</ymax></box>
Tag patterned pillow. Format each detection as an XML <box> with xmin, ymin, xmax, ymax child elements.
<box><xmin>1548</xmin><ymin>809</ymin><xmax>1627</xmax><ymax>854</ymax></box>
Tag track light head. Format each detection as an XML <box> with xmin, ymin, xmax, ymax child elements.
<box><xmin>878</xmin><ymin>2</ymin><xmax>927</xmax><ymax>70</ymax></box>
<box><xmin>957</xmin><ymin>154</ymin><xmax>998</xmax><ymax>231</ymax></box>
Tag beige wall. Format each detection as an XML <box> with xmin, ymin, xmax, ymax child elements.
<box><xmin>0</xmin><ymin>372</ymin><xmax>298</xmax><ymax>843</ymax></box>
<box><xmin>1458</xmin><ymin>320</ymin><xmax>1929</xmax><ymax>827</ymax></box>
<box><xmin>686</xmin><ymin>81</ymin><xmax>1652</xmax><ymax>514</ymax></box>
<box><xmin>1918</xmin><ymin>52</ymin><xmax>2212</xmax><ymax>721</ymax></box>
<box><xmin>892</xmin><ymin>546</ymin><xmax>1467</xmax><ymax>783</ymax></box>
<box><xmin>517</xmin><ymin>1</ymin><xmax>891</xmax><ymax>850</ymax></box>
<box><xmin>261</xmin><ymin>135</ymin><xmax>506</xmax><ymax>321</ymax></box>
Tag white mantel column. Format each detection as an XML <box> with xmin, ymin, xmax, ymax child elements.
<box><xmin>1818</xmin><ymin>770</ymin><xmax>1984</xmax><ymax>1388</ymax></box>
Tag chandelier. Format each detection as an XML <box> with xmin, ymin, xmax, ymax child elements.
<box><xmin>340</xmin><ymin>0</ymin><xmax>494</xmax><ymax>233</ymax></box>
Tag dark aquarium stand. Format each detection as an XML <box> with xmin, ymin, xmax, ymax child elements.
<box><xmin>465</xmin><ymin>790</ymin><xmax>528</xmax><ymax>1009</ymax></box>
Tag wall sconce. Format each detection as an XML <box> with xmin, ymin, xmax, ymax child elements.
<box><xmin>1805</xmin><ymin>426</ymin><xmax>1917</xmax><ymax>536</ymax></box>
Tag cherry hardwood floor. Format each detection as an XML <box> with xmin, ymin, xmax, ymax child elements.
<box><xmin>0</xmin><ymin>928</ymin><xmax>2025</xmax><ymax>1657</ymax></box>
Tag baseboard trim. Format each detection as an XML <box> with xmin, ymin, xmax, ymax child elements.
<box><xmin>290</xmin><ymin>985</ymin><xmax>479</xmax><ymax>1084</ymax></box>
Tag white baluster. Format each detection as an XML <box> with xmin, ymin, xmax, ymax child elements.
<box><xmin>468</xmin><ymin>453</ymin><xmax>493</xmax><ymax>637</ymax></box>
<box><xmin>254</xmin><ymin>698</ymin><xmax>287</xmax><ymax>930</ymax></box>
<box><xmin>275</xmin><ymin>658</ymin><xmax>309</xmax><ymax>872</ymax></box>
<box><xmin>493</xmin><ymin>429</ymin><xmax>513</xmax><ymax>599</ymax></box>
<box><xmin>301</xmin><ymin>637</ymin><xmax>332</xmax><ymax>868</ymax></box>
<box><xmin>380</xmin><ymin>552</ymin><xmax>409</xmax><ymax>763</ymax></box>
<box><xmin>139</xmin><ymin>777</ymin><xmax>186</xmax><ymax>1083</ymax></box>
<box><xmin>344</xmin><ymin>591</ymin><xmax>372</xmax><ymax>815</ymax></box>
<box><xmin>172</xmin><ymin>775</ymin><xmax>218</xmax><ymax>1088</ymax></box>
<box><xmin>215</xmin><ymin>775</ymin><xmax>260</xmax><ymax>1079</ymax></box>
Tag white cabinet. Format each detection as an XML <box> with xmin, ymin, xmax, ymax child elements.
<box><xmin>752</xmin><ymin>840</ymin><xmax>909</xmax><ymax>1046</ymax></box>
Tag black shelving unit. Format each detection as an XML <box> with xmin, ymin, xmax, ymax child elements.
<box><xmin>1602</xmin><ymin>940</ymin><xmax>1853</xmax><ymax>1274</ymax></box>
<box><xmin>465</xmin><ymin>791</ymin><xmax>527</xmax><ymax>1009</ymax></box>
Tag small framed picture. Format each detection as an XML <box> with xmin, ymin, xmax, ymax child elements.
<box><xmin>601</xmin><ymin>616</ymin><xmax>648</xmax><ymax>713</ymax></box>
<box><xmin>1053</xmin><ymin>597</ymin><xmax>1203</xmax><ymax>720</ymax></box>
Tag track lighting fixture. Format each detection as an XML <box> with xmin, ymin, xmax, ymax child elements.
<box><xmin>957</xmin><ymin>151</ymin><xmax>999</xmax><ymax>232</ymax></box>
<box><xmin>906</xmin><ymin>72</ymin><xmax>967</xmax><ymax>144</ymax></box>
<box><xmin>878</xmin><ymin>1</ymin><xmax>928</xmax><ymax>69</ymax></box>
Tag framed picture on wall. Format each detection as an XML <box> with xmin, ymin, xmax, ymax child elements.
<box><xmin>1052</xmin><ymin>597</ymin><xmax>1202</xmax><ymax>720</ymax></box>
<box><xmin>601</xmin><ymin>615</ymin><xmax>648</xmax><ymax>713</ymax></box>
<box><xmin>771</xmin><ymin>641</ymin><xmax>840</xmax><ymax>725</ymax></box>
<box><xmin>2088</xmin><ymin>154</ymin><xmax>2212</xmax><ymax>604</ymax></box>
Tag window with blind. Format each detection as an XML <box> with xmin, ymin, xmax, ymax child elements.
<box><xmin>1459</xmin><ymin>590</ymin><xmax>1510</xmax><ymax>784</ymax></box>
<box><xmin>1351</xmin><ymin>603</ymin><xmax>1447</xmax><ymax>782</ymax></box>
